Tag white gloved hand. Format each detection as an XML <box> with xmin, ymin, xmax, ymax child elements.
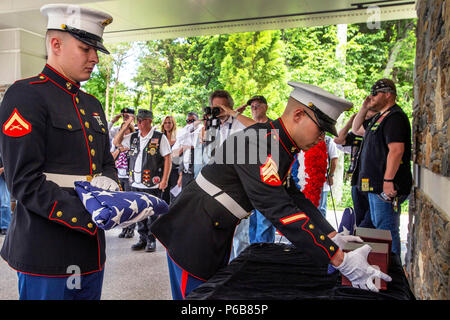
<box><xmin>336</xmin><ymin>244</ymin><xmax>392</xmax><ymax>292</ymax></box>
<box><xmin>331</xmin><ymin>233</ymin><xmax>363</xmax><ymax>249</ymax></box>
<box><xmin>90</xmin><ymin>176</ymin><xmax>120</xmax><ymax>191</ymax></box>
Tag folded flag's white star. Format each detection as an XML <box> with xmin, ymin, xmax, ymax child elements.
<box><xmin>74</xmin><ymin>181</ymin><xmax>169</xmax><ymax>230</ymax></box>
<box><xmin>111</xmin><ymin>207</ymin><xmax>125</xmax><ymax>227</ymax></box>
<box><xmin>81</xmin><ymin>192</ymin><xmax>94</xmax><ymax>206</ymax></box>
<box><xmin>96</xmin><ymin>190</ymin><xmax>114</xmax><ymax>197</ymax></box>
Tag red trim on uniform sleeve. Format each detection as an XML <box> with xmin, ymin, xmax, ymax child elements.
<box><xmin>279</xmin><ymin>212</ymin><xmax>333</xmax><ymax>260</ymax></box>
<box><xmin>48</xmin><ymin>201</ymin><xmax>97</xmax><ymax>236</ymax></box>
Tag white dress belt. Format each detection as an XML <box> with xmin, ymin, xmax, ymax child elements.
<box><xmin>195</xmin><ymin>171</ymin><xmax>250</xmax><ymax>220</ymax></box>
<box><xmin>44</xmin><ymin>172</ymin><xmax>98</xmax><ymax>188</ymax></box>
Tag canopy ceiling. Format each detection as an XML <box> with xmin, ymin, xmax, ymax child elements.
<box><xmin>0</xmin><ymin>0</ymin><xmax>416</xmax><ymax>42</ymax></box>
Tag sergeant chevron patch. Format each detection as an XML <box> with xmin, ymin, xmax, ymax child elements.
<box><xmin>3</xmin><ymin>108</ymin><xmax>32</xmax><ymax>137</ymax></box>
<box><xmin>260</xmin><ymin>154</ymin><xmax>281</xmax><ymax>186</ymax></box>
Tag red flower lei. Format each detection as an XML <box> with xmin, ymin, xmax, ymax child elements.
<box><xmin>301</xmin><ymin>141</ymin><xmax>328</xmax><ymax>207</ymax></box>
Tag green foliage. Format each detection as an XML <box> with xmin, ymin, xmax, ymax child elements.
<box><xmin>81</xmin><ymin>19</ymin><xmax>417</xmax><ymax>209</ymax></box>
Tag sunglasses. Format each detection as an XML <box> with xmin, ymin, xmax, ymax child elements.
<box><xmin>186</xmin><ymin>119</ymin><xmax>195</xmax><ymax>124</ymax></box>
<box><xmin>304</xmin><ymin>108</ymin><xmax>325</xmax><ymax>135</ymax></box>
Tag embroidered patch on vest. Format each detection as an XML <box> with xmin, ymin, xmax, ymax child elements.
<box><xmin>260</xmin><ymin>154</ymin><xmax>281</xmax><ymax>186</ymax></box>
<box><xmin>3</xmin><ymin>108</ymin><xmax>32</xmax><ymax>137</ymax></box>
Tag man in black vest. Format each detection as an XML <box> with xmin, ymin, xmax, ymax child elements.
<box><xmin>0</xmin><ymin>4</ymin><xmax>117</xmax><ymax>300</ymax></box>
<box><xmin>118</xmin><ymin>109</ymin><xmax>171</xmax><ymax>252</ymax></box>
<box><xmin>353</xmin><ymin>79</ymin><xmax>412</xmax><ymax>256</ymax></box>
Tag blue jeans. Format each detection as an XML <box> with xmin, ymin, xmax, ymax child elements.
<box><xmin>17</xmin><ymin>269</ymin><xmax>104</xmax><ymax>300</ymax></box>
<box><xmin>0</xmin><ymin>175</ymin><xmax>11</xmax><ymax>230</ymax></box>
<box><xmin>229</xmin><ymin>218</ymin><xmax>250</xmax><ymax>262</ymax></box>
<box><xmin>367</xmin><ymin>193</ymin><xmax>407</xmax><ymax>256</ymax></box>
<box><xmin>249</xmin><ymin>210</ymin><xmax>275</xmax><ymax>244</ymax></box>
<box><xmin>318</xmin><ymin>190</ymin><xmax>328</xmax><ymax>218</ymax></box>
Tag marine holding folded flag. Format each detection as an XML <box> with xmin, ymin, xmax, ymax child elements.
<box><xmin>0</xmin><ymin>4</ymin><xmax>120</xmax><ymax>300</ymax></box>
<box><xmin>152</xmin><ymin>81</ymin><xmax>393</xmax><ymax>299</ymax></box>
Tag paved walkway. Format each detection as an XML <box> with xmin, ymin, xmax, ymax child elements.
<box><xmin>0</xmin><ymin>227</ymin><xmax>172</xmax><ymax>300</ymax></box>
<box><xmin>0</xmin><ymin>210</ymin><xmax>409</xmax><ymax>300</ymax></box>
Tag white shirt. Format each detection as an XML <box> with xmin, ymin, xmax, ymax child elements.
<box><xmin>217</xmin><ymin>116</ymin><xmax>246</xmax><ymax>146</ymax></box>
<box><xmin>323</xmin><ymin>136</ymin><xmax>339</xmax><ymax>192</ymax></box>
<box><xmin>122</xmin><ymin>128</ymin><xmax>171</xmax><ymax>189</ymax></box>
<box><xmin>172</xmin><ymin>123</ymin><xmax>203</xmax><ymax>172</ymax></box>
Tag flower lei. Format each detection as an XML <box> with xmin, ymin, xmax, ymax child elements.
<box><xmin>291</xmin><ymin>141</ymin><xmax>328</xmax><ymax>207</ymax></box>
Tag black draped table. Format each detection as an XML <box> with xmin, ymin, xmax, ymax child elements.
<box><xmin>187</xmin><ymin>243</ymin><xmax>415</xmax><ymax>300</ymax></box>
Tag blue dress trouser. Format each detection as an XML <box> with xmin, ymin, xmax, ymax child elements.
<box><xmin>166</xmin><ymin>254</ymin><xmax>205</xmax><ymax>300</ymax></box>
<box><xmin>17</xmin><ymin>269</ymin><xmax>104</xmax><ymax>300</ymax></box>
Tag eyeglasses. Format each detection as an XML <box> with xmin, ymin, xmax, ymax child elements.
<box><xmin>304</xmin><ymin>109</ymin><xmax>325</xmax><ymax>135</ymax></box>
<box><xmin>186</xmin><ymin>119</ymin><xmax>195</xmax><ymax>124</ymax></box>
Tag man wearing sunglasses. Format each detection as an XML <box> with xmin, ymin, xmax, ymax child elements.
<box><xmin>352</xmin><ymin>79</ymin><xmax>412</xmax><ymax>257</ymax></box>
<box><xmin>152</xmin><ymin>81</ymin><xmax>392</xmax><ymax>299</ymax></box>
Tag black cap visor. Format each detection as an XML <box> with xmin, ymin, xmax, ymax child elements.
<box><xmin>306</xmin><ymin>104</ymin><xmax>338</xmax><ymax>136</ymax></box>
<box><xmin>60</xmin><ymin>25</ymin><xmax>110</xmax><ymax>54</ymax></box>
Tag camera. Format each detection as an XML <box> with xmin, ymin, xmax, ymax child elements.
<box><xmin>203</xmin><ymin>106</ymin><xmax>221</xmax><ymax>130</ymax></box>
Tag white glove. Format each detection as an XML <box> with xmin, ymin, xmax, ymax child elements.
<box><xmin>336</xmin><ymin>244</ymin><xmax>392</xmax><ymax>292</ymax></box>
<box><xmin>91</xmin><ymin>176</ymin><xmax>120</xmax><ymax>191</ymax></box>
<box><xmin>331</xmin><ymin>233</ymin><xmax>363</xmax><ymax>249</ymax></box>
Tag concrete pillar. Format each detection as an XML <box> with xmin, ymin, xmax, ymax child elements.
<box><xmin>0</xmin><ymin>28</ymin><xmax>46</xmax><ymax>87</ymax></box>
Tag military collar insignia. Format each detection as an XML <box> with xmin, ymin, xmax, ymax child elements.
<box><xmin>270</xmin><ymin>118</ymin><xmax>300</xmax><ymax>158</ymax></box>
<box><xmin>41</xmin><ymin>64</ymin><xmax>80</xmax><ymax>95</ymax></box>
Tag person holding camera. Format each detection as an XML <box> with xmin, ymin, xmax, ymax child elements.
<box><xmin>198</xmin><ymin>90</ymin><xmax>256</xmax><ymax>169</ymax></box>
<box><xmin>353</xmin><ymin>79</ymin><xmax>412</xmax><ymax>256</ymax></box>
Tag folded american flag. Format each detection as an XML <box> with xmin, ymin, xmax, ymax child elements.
<box><xmin>75</xmin><ymin>181</ymin><xmax>169</xmax><ymax>230</ymax></box>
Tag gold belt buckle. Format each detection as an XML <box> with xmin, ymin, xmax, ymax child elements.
<box><xmin>85</xmin><ymin>173</ymin><xmax>100</xmax><ymax>182</ymax></box>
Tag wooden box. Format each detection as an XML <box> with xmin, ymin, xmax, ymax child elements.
<box><xmin>355</xmin><ymin>227</ymin><xmax>392</xmax><ymax>265</ymax></box>
<box><xmin>341</xmin><ymin>242</ymin><xmax>390</xmax><ymax>290</ymax></box>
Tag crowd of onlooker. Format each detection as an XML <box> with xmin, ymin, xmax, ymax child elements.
<box><xmin>106</xmin><ymin>89</ymin><xmax>359</xmax><ymax>257</ymax></box>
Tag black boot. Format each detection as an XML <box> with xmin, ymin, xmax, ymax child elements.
<box><xmin>145</xmin><ymin>241</ymin><xmax>156</xmax><ymax>252</ymax></box>
<box><xmin>118</xmin><ymin>228</ymin><xmax>127</xmax><ymax>238</ymax></box>
<box><xmin>125</xmin><ymin>228</ymin><xmax>134</xmax><ymax>238</ymax></box>
<box><xmin>131</xmin><ymin>240</ymin><xmax>146</xmax><ymax>251</ymax></box>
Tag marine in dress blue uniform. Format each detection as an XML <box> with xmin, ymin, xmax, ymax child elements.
<box><xmin>0</xmin><ymin>4</ymin><xmax>117</xmax><ymax>300</ymax></box>
<box><xmin>152</xmin><ymin>82</ymin><xmax>393</xmax><ymax>298</ymax></box>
